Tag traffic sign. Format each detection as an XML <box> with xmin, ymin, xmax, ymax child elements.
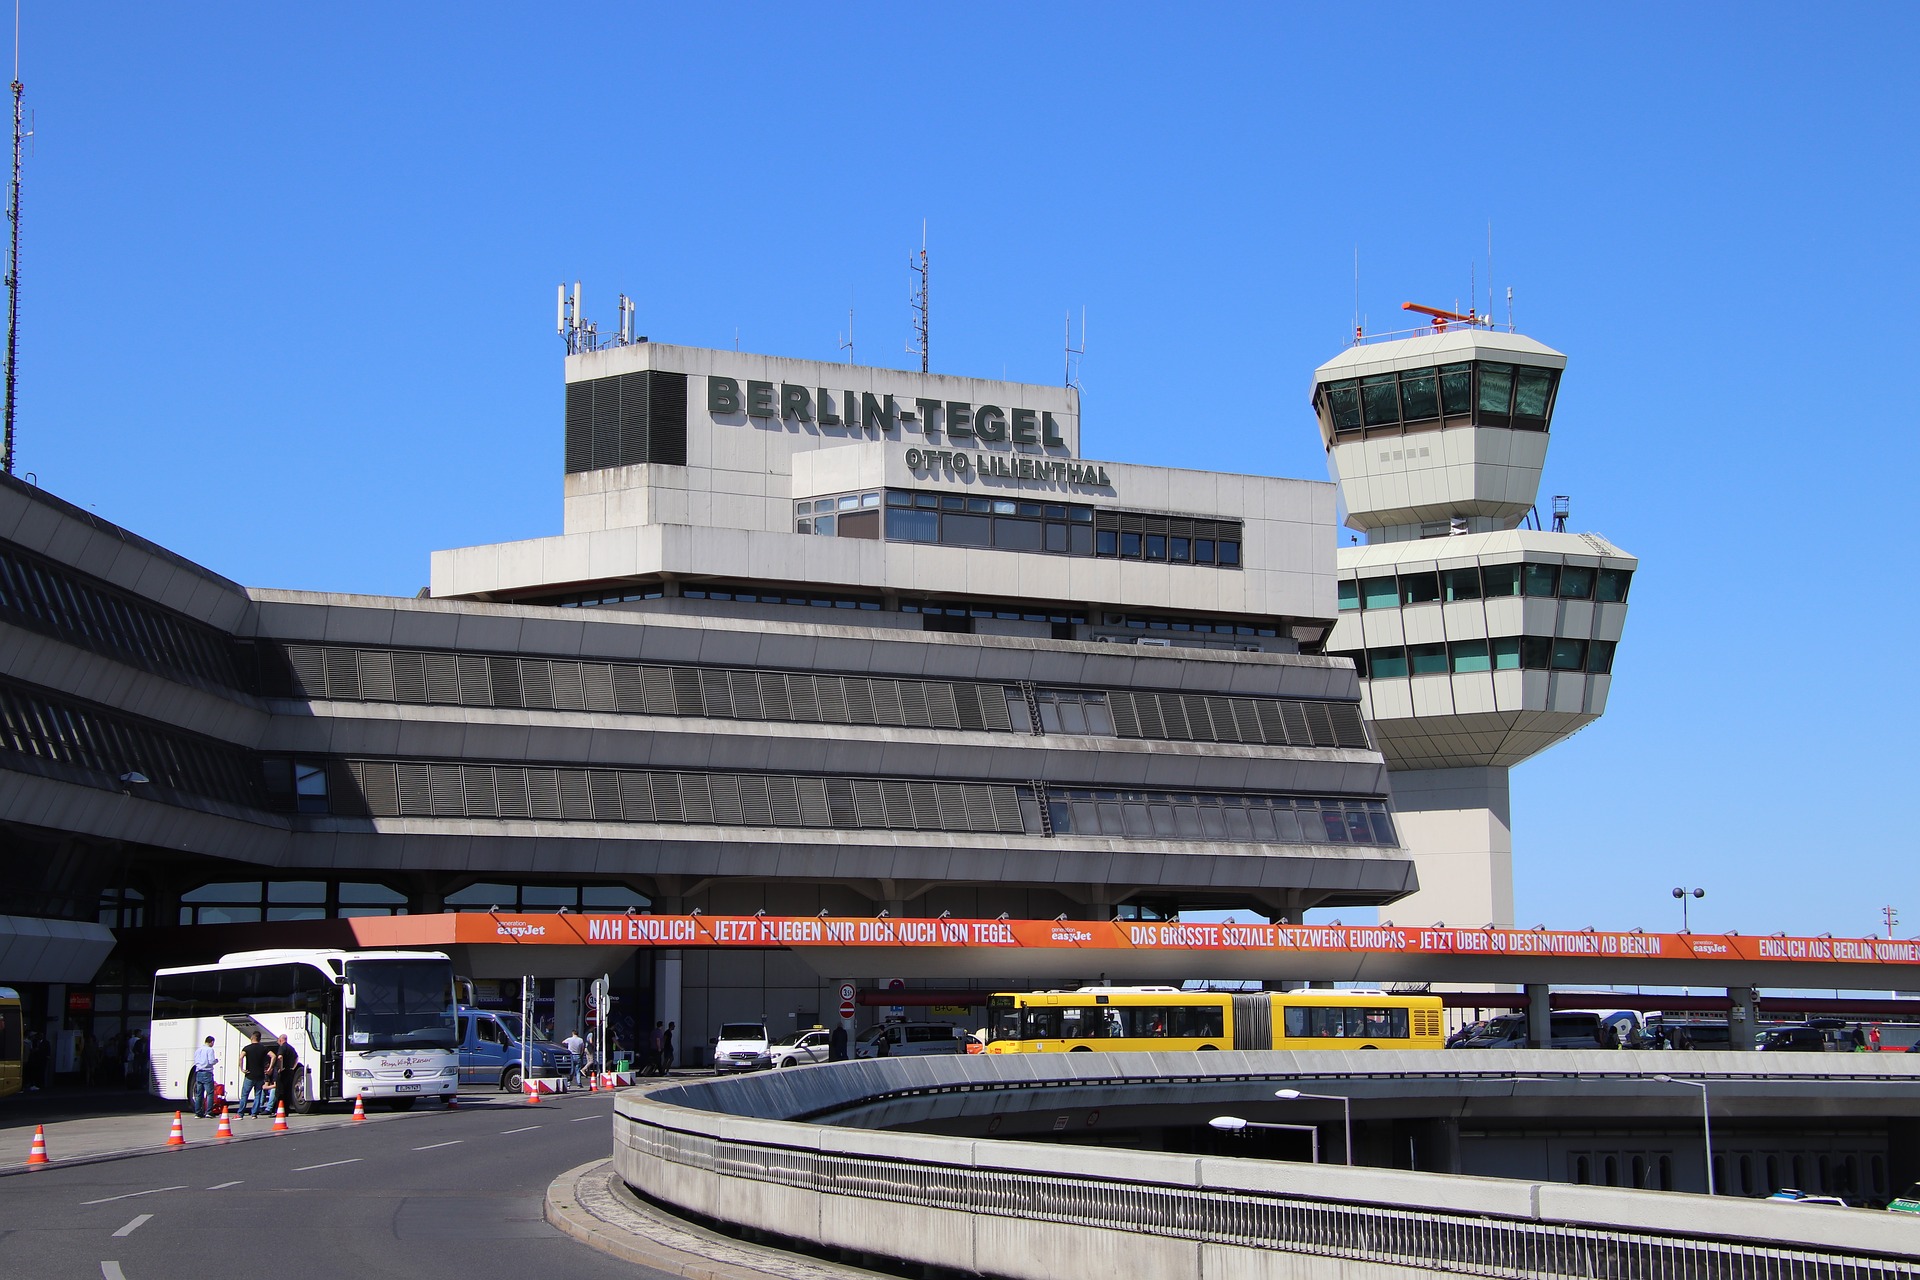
<box><xmin>838</xmin><ymin>981</ymin><xmax>856</xmax><ymax>1003</ymax></box>
<box><xmin>838</xmin><ymin>999</ymin><xmax>856</xmax><ymax>1018</ymax></box>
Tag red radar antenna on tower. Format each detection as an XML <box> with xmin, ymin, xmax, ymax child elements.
<box><xmin>1401</xmin><ymin>301</ymin><xmax>1481</xmax><ymax>333</ymax></box>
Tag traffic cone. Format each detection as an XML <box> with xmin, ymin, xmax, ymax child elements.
<box><xmin>525</xmin><ymin>1080</ymin><xmax>541</xmax><ymax>1104</ymax></box>
<box><xmin>166</xmin><ymin>1112</ymin><xmax>186</xmax><ymax>1147</ymax></box>
<box><xmin>214</xmin><ymin>1108</ymin><xmax>233</xmax><ymax>1141</ymax></box>
<box><xmin>445</xmin><ymin>1091</ymin><xmax>458</xmax><ymax>1110</ymax></box>
<box><xmin>352</xmin><ymin>1094</ymin><xmax>366</xmax><ymax>1122</ymax></box>
<box><xmin>271</xmin><ymin>1101</ymin><xmax>289</xmax><ymax>1132</ymax></box>
<box><xmin>25</xmin><ymin>1124</ymin><xmax>49</xmax><ymax>1167</ymax></box>
<box><xmin>588</xmin><ymin>1073</ymin><xmax>598</xmax><ymax>1093</ymax></box>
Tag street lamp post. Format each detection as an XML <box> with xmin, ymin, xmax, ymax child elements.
<box><xmin>1208</xmin><ymin>1115</ymin><xmax>1321</xmax><ymax>1164</ymax></box>
<box><xmin>1671</xmin><ymin>887</ymin><xmax>1704</xmax><ymax>932</ymax></box>
<box><xmin>1273</xmin><ymin>1088</ymin><xmax>1353</xmax><ymax>1166</ymax></box>
<box><xmin>1653</xmin><ymin>1075</ymin><xmax>1714</xmax><ymax>1195</ymax></box>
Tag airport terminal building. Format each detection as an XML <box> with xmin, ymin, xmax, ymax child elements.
<box><xmin>1</xmin><ymin>336</ymin><xmax>1444</xmax><ymax>1061</ymax></box>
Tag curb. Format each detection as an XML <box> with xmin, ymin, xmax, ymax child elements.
<box><xmin>544</xmin><ymin>1159</ymin><xmax>879</xmax><ymax>1280</ymax></box>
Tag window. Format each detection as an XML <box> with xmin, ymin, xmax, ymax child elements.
<box><xmin>1520</xmin><ymin>636</ymin><xmax>1553</xmax><ymax>669</ymax></box>
<box><xmin>838</xmin><ymin>510</ymin><xmax>879</xmax><ymax>539</ymax></box>
<box><xmin>1481</xmin><ymin>564</ymin><xmax>1520</xmax><ymax>597</ymax></box>
<box><xmin>886</xmin><ymin>508</ymin><xmax>938</xmax><ymax>542</ymax></box>
<box><xmin>1513</xmin><ymin>367</ymin><xmax>1555</xmax><ymax>423</ymax></box>
<box><xmin>1558</xmin><ymin>565</ymin><xmax>1595</xmax><ymax>599</ymax></box>
<box><xmin>1217</xmin><ymin>541</ymin><xmax>1240</xmax><ymax>566</ymax></box>
<box><xmin>1522</xmin><ymin>564</ymin><xmax>1560</xmax><ymax>597</ymax></box>
<box><xmin>1337</xmin><ymin>581</ymin><xmax>1359</xmax><ymax>611</ymax></box>
<box><xmin>1442</xmin><ymin>567</ymin><xmax>1481</xmax><ymax>601</ymax></box>
<box><xmin>1409</xmin><ymin>643</ymin><xmax>1448</xmax><ymax>675</ymax></box>
<box><xmin>1145</xmin><ymin>534</ymin><xmax>1167</xmax><ymax>560</ymax></box>
<box><xmin>1033</xmin><ymin>690</ymin><xmax>1115</xmax><ymax>735</ymax></box>
<box><xmin>1325</xmin><ymin>381</ymin><xmax>1361</xmax><ymax>431</ymax></box>
<box><xmin>1360</xmin><ymin>577</ymin><xmax>1396</xmax><ymax>610</ymax></box>
<box><xmin>1121</xmin><ymin>532</ymin><xmax>1142</xmax><ymax>557</ymax></box>
<box><xmin>1439</xmin><ymin>362</ymin><xmax>1473</xmax><ymax>415</ymax></box>
<box><xmin>1367</xmin><ymin>646</ymin><xmax>1408</xmax><ymax>678</ymax></box>
<box><xmin>293</xmin><ymin>762</ymin><xmax>329</xmax><ymax>814</ymax></box>
<box><xmin>1170</xmin><ymin>537</ymin><xmax>1190</xmax><ymax>563</ymax></box>
<box><xmin>943</xmin><ymin>513</ymin><xmax>991</xmax><ymax>546</ymax></box>
<box><xmin>1096</xmin><ymin>530</ymin><xmax>1118</xmax><ymax>556</ymax></box>
<box><xmin>1398</xmin><ymin>369</ymin><xmax>1439</xmax><ymax>421</ymax></box>
<box><xmin>993</xmin><ymin>518</ymin><xmax>1043</xmax><ymax>551</ymax></box>
<box><xmin>1478</xmin><ymin>362</ymin><xmax>1514</xmax><ymax>417</ymax></box>
<box><xmin>1586</xmin><ymin>640</ymin><xmax>1617</xmax><ymax>674</ymax></box>
<box><xmin>1450</xmin><ymin>639</ymin><xmax>1490</xmax><ymax>673</ymax></box>
<box><xmin>1551</xmin><ymin>638</ymin><xmax>1588</xmax><ymax>671</ymax></box>
<box><xmin>1193</xmin><ymin>538</ymin><xmax>1214</xmax><ymax>564</ymax></box>
<box><xmin>1596</xmin><ymin>568</ymin><xmax>1633</xmax><ymax>602</ymax></box>
<box><xmin>1399</xmin><ymin>572</ymin><xmax>1440</xmax><ymax>605</ymax></box>
<box><xmin>1361</xmin><ymin>374</ymin><xmax>1400</xmax><ymax>426</ymax></box>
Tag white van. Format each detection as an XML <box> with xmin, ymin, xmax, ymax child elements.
<box><xmin>851</xmin><ymin>1022</ymin><xmax>970</xmax><ymax>1059</ymax></box>
<box><xmin>711</xmin><ymin>1022</ymin><xmax>771</xmax><ymax>1073</ymax></box>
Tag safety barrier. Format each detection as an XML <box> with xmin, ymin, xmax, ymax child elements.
<box><xmin>612</xmin><ymin>1054</ymin><xmax>1920</xmax><ymax>1280</ymax></box>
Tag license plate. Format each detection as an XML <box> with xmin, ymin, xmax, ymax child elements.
<box><xmin>395</xmin><ymin>1083</ymin><xmax>421</xmax><ymax>1092</ymax></box>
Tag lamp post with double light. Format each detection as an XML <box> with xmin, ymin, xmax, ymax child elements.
<box><xmin>1653</xmin><ymin>1074</ymin><xmax>1714</xmax><ymax>1195</ymax></box>
<box><xmin>1273</xmin><ymin>1088</ymin><xmax>1353</xmax><ymax>1166</ymax></box>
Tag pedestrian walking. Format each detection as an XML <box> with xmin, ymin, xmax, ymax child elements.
<box><xmin>190</xmin><ymin>1035</ymin><xmax>219</xmax><ymax>1117</ymax></box>
<box><xmin>562</xmin><ymin>1029</ymin><xmax>586</xmax><ymax>1086</ymax></box>
<box><xmin>239</xmin><ymin>1030</ymin><xmax>275</xmax><ymax>1116</ymax></box>
<box><xmin>647</xmin><ymin>1021</ymin><xmax>665</xmax><ymax>1075</ymax></box>
<box><xmin>660</xmin><ymin>1022</ymin><xmax>675</xmax><ymax>1074</ymax></box>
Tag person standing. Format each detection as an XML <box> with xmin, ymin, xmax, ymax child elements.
<box><xmin>561</xmin><ymin>1029</ymin><xmax>586</xmax><ymax>1086</ymax></box>
<box><xmin>238</xmin><ymin>1030</ymin><xmax>275</xmax><ymax>1116</ymax></box>
<box><xmin>266</xmin><ymin>1033</ymin><xmax>300</xmax><ymax>1113</ymax></box>
<box><xmin>25</xmin><ymin>1032</ymin><xmax>48</xmax><ymax>1092</ymax></box>
<box><xmin>660</xmin><ymin>1022</ymin><xmax>675</xmax><ymax>1074</ymax></box>
<box><xmin>124</xmin><ymin>1029</ymin><xmax>146</xmax><ymax>1090</ymax></box>
<box><xmin>190</xmin><ymin>1035</ymin><xmax>219</xmax><ymax>1117</ymax></box>
<box><xmin>647</xmin><ymin>1021</ymin><xmax>665</xmax><ymax>1076</ymax></box>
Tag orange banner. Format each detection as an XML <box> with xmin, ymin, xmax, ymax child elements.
<box><xmin>346</xmin><ymin>914</ymin><xmax>1920</xmax><ymax>967</ymax></box>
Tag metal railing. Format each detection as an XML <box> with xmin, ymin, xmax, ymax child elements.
<box><xmin>616</xmin><ymin>1103</ymin><xmax>1916</xmax><ymax>1280</ymax></box>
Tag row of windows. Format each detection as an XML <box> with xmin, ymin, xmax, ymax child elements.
<box><xmin>902</xmin><ymin>601</ymin><xmax>1087</xmax><ymax>624</ymax></box>
<box><xmin>1338</xmin><ymin>563</ymin><xmax>1632</xmax><ymax>611</ymax></box>
<box><xmin>442</xmin><ymin>882</ymin><xmax>649</xmax><ymax>912</ymax></box>
<box><xmin>0</xmin><ymin>677</ymin><xmax>259</xmax><ymax>809</ymax></box>
<box><xmin>1284</xmin><ymin>1006</ymin><xmax>1410</xmax><ymax>1038</ymax></box>
<box><xmin>1333</xmin><ymin>636</ymin><xmax>1617</xmax><ymax>678</ymax></box>
<box><xmin>0</xmin><ymin>541</ymin><xmax>241</xmax><ymax>689</ymax></box>
<box><xmin>176</xmin><ymin>878</ymin><xmax>410</xmax><ymax>926</ymax></box>
<box><xmin>798</xmin><ymin>489</ymin><xmax>1243</xmax><ymax>568</ymax></box>
<box><xmin>1317</xmin><ymin>359</ymin><xmax>1559</xmax><ymax>435</ymax></box>
<box><xmin>1043</xmin><ymin>789</ymin><xmax>1396</xmax><ymax>846</ymax></box>
<box><xmin>1013</xmin><ymin>1004</ymin><xmax>1225</xmax><ymax>1040</ymax></box>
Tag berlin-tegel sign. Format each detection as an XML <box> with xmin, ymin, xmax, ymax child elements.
<box><xmin>348</xmin><ymin>914</ymin><xmax>1920</xmax><ymax>970</ymax></box>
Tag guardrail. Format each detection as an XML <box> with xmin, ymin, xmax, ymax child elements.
<box><xmin>612</xmin><ymin>1055</ymin><xmax>1919</xmax><ymax>1280</ymax></box>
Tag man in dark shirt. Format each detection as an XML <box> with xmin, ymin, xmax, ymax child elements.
<box><xmin>266</xmin><ymin>1034</ymin><xmax>301</xmax><ymax>1113</ymax></box>
<box><xmin>239</xmin><ymin>1030</ymin><xmax>275</xmax><ymax>1117</ymax></box>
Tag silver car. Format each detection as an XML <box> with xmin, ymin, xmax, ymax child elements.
<box><xmin>771</xmin><ymin>1029</ymin><xmax>832</xmax><ymax>1067</ymax></box>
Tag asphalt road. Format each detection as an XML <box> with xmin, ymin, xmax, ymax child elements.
<box><xmin>0</xmin><ymin>1090</ymin><xmax>674</xmax><ymax>1280</ymax></box>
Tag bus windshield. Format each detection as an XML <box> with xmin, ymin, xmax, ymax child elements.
<box><xmin>344</xmin><ymin>959</ymin><xmax>456</xmax><ymax>1051</ymax></box>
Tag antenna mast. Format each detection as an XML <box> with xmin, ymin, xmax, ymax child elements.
<box><xmin>906</xmin><ymin>221</ymin><xmax>928</xmax><ymax>373</ymax></box>
<box><xmin>1063</xmin><ymin>307</ymin><xmax>1085</xmax><ymax>388</ymax></box>
<box><xmin>2</xmin><ymin>5</ymin><xmax>23</xmax><ymax>476</ymax></box>
<box><xmin>838</xmin><ymin>293</ymin><xmax>854</xmax><ymax>366</ymax></box>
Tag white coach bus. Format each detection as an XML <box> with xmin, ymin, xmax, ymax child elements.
<box><xmin>150</xmin><ymin>949</ymin><xmax>458</xmax><ymax>1111</ymax></box>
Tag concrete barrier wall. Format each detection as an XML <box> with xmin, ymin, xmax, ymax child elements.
<box><xmin>613</xmin><ymin>1059</ymin><xmax>1920</xmax><ymax>1278</ymax></box>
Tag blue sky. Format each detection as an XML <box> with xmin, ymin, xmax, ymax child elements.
<box><xmin>11</xmin><ymin>7</ymin><xmax>1916</xmax><ymax>938</ymax></box>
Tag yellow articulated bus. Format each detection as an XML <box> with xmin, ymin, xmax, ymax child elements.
<box><xmin>984</xmin><ymin>986</ymin><xmax>1445</xmax><ymax>1053</ymax></box>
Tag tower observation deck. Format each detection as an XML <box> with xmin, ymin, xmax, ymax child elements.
<box><xmin>1310</xmin><ymin>316</ymin><xmax>1636</xmax><ymax>927</ymax></box>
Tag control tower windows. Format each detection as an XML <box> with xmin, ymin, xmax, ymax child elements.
<box><xmin>1338</xmin><ymin>581</ymin><xmax>1359</xmax><ymax>611</ymax></box>
<box><xmin>1522</xmin><ymin>564</ymin><xmax>1560</xmax><ymax>597</ymax></box>
<box><xmin>1481</xmin><ymin>565</ymin><xmax>1521</xmax><ymax>597</ymax></box>
<box><xmin>1439</xmin><ymin>362</ymin><xmax>1473</xmax><ymax>414</ymax></box>
<box><xmin>1398</xmin><ymin>571</ymin><xmax>1441</xmax><ymax>605</ymax></box>
<box><xmin>1342</xmin><ymin>562</ymin><xmax>1630</xmax><ymax>610</ymax></box>
<box><xmin>1450</xmin><ymin>639</ymin><xmax>1490</xmax><ymax>673</ymax></box>
<box><xmin>1409</xmin><ymin>643</ymin><xmax>1448</xmax><ymax>675</ymax></box>
<box><xmin>1326</xmin><ymin>382</ymin><xmax>1362</xmax><ymax>431</ymax></box>
<box><xmin>1361</xmin><ymin>576</ymin><xmax>1396</xmax><ymax>610</ymax></box>
<box><xmin>1477</xmin><ymin>364</ymin><xmax>1513</xmax><ymax>419</ymax></box>
<box><xmin>1557</xmin><ymin>566</ymin><xmax>1595</xmax><ymax>599</ymax></box>
<box><xmin>1399</xmin><ymin>369</ymin><xmax>1439</xmax><ymax>420</ymax></box>
<box><xmin>1317</xmin><ymin>360</ymin><xmax>1557</xmax><ymax>436</ymax></box>
<box><xmin>1443</xmin><ymin>568</ymin><xmax>1481</xmax><ymax>601</ymax></box>
<box><xmin>1339</xmin><ymin>635</ymin><xmax>1598</xmax><ymax>678</ymax></box>
<box><xmin>1596</xmin><ymin>568</ymin><xmax>1632</xmax><ymax>602</ymax></box>
<box><xmin>1362</xmin><ymin>375</ymin><xmax>1401</xmax><ymax>427</ymax></box>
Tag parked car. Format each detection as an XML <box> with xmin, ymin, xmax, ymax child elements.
<box><xmin>771</xmin><ymin>1028</ymin><xmax>831</xmax><ymax>1068</ymax></box>
<box><xmin>1757</xmin><ymin>1023</ymin><xmax>1853</xmax><ymax>1052</ymax></box>
<box><xmin>1766</xmin><ymin>1188</ymin><xmax>1850</xmax><ymax>1207</ymax></box>
<box><xmin>1448</xmin><ymin>1012</ymin><xmax>1615</xmax><ymax>1049</ymax></box>
<box><xmin>851</xmin><ymin>1022</ymin><xmax>970</xmax><ymax>1059</ymax></box>
<box><xmin>1888</xmin><ymin>1183</ymin><xmax>1920</xmax><ymax>1213</ymax></box>
<box><xmin>712</xmin><ymin>1022</ymin><xmax>772</xmax><ymax>1073</ymax></box>
<box><xmin>455</xmin><ymin>1007</ymin><xmax>575</xmax><ymax>1092</ymax></box>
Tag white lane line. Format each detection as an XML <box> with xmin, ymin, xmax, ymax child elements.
<box><xmin>412</xmin><ymin>1140</ymin><xmax>462</xmax><ymax>1151</ymax></box>
<box><xmin>569</xmin><ymin>1115</ymin><xmax>601</xmax><ymax>1123</ymax></box>
<box><xmin>207</xmin><ymin>1180</ymin><xmax>243</xmax><ymax>1190</ymax></box>
<box><xmin>290</xmin><ymin>1158</ymin><xmax>362</xmax><ymax>1172</ymax></box>
<box><xmin>82</xmin><ymin>1186</ymin><xmax>187</xmax><ymax>1206</ymax></box>
<box><xmin>102</xmin><ymin>1264</ymin><xmax>127</xmax><ymax>1280</ymax></box>
<box><xmin>112</xmin><ymin>1214</ymin><xmax>153</xmax><ymax>1238</ymax></box>
<box><xmin>500</xmin><ymin>1125</ymin><xmax>542</xmax><ymax>1134</ymax></box>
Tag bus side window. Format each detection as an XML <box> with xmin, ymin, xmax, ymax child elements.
<box><xmin>1140</xmin><ymin>1009</ymin><xmax>1167</xmax><ymax>1037</ymax></box>
<box><xmin>1283</xmin><ymin>1007</ymin><xmax>1309</xmax><ymax>1039</ymax></box>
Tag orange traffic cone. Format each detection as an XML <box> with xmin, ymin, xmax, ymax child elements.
<box><xmin>214</xmin><ymin>1108</ymin><xmax>233</xmax><ymax>1140</ymax></box>
<box><xmin>525</xmin><ymin>1080</ymin><xmax>541</xmax><ymax>1104</ymax></box>
<box><xmin>25</xmin><ymin>1124</ymin><xmax>49</xmax><ymax>1167</ymax></box>
<box><xmin>587</xmin><ymin>1073</ymin><xmax>598</xmax><ymax>1092</ymax></box>
<box><xmin>444</xmin><ymin>1092</ymin><xmax>458</xmax><ymax>1110</ymax></box>
<box><xmin>352</xmin><ymin>1094</ymin><xmax>366</xmax><ymax>1122</ymax></box>
<box><xmin>271</xmin><ymin>1101</ymin><xmax>289</xmax><ymax>1132</ymax></box>
<box><xmin>166</xmin><ymin>1112</ymin><xmax>186</xmax><ymax>1147</ymax></box>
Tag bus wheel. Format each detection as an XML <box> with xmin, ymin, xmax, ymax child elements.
<box><xmin>1069</xmin><ymin>1046</ymin><xmax>1093</xmax><ymax>1052</ymax></box>
<box><xmin>501</xmin><ymin>1065</ymin><xmax>522</xmax><ymax>1094</ymax></box>
<box><xmin>291</xmin><ymin>1072</ymin><xmax>318</xmax><ymax>1115</ymax></box>
<box><xmin>1360</xmin><ymin>1044</ymin><xmax>1379</xmax><ymax>1050</ymax></box>
<box><xmin>1198</xmin><ymin>1044</ymin><xmax>1219</xmax><ymax>1051</ymax></box>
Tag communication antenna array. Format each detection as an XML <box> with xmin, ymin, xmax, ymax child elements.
<box><xmin>2</xmin><ymin>2</ymin><xmax>25</xmax><ymax>476</ymax></box>
<box><xmin>556</xmin><ymin>281</ymin><xmax>642</xmax><ymax>354</ymax></box>
<box><xmin>906</xmin><ymin>220</ymin><xmax>928</xmax><ymax>373</ymax></box>
<box><xmin>837</xmin><ymin>293</ymin><xmax>855</xmax><ymax>366</ymax></box>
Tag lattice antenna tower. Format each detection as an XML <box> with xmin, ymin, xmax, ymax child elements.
<box><xmin>1064</xmin><ymin>307</ymin><xmax>1086</xmax><ymax>389</ymax></box>
<box><xmin>906</xmin><ymin>220</ymin><xmax>928</xmax><ymax>373</ymax></box>
<box><xmin>2</xmin><ymin>2</ymin><xmax>27</xmax><ymax>476</ymax></box>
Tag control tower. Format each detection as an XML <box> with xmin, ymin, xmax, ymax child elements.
<box><xmin>1309</xmin><ymin>307</ymin><xmax>1636</xmax><ymax>927</ymax></box>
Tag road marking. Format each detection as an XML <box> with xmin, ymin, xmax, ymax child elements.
<box><xmin>112</xmin><ymin>1215</ymin><xmax>152</xmax><ymax>1238</ymax></box>
<box><xmin>82</xmin><ymin>1186</ymin><xmax>187</xmax><ymax>1205</ymax></box>
<box><xmin>412</xmin><ymin>1140</ymin><xmax>462</xmax><ymax>1151</ymax></box>
<box><xmin>207</xmin><ymin>1181</ymin><xmax>243</xmax><ymax>1190</ymax></box>
<box><xmin>569</xmin><ymin>1115</ymin><xmax>601</xmax><ymax>1122</ymax></box>
<box><xmin>290</xmin><ymin>1158</ymin><xmax>362</xmax><ymax>1172</ymax></box>
<box><xmin>102</xmin><ymin>1264</ymin><xmax>127</xmax><ymax>1280</ymax></box>
<box><xmin>500</xmin><ymin>1125</ymin><xmax>542</xmax><ymax>1134</ymax></box>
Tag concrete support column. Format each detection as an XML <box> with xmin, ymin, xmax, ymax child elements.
<box><xmin>655</xmin><ymin>950</ymin><xmax>683</xmax><ymax>1067</ymax></box>
<box><xmin>1524</xmin><ymin>983</ymin><xmax>1551</xmax><ymax>1049</ymax></box>
<box><xmin>1372</xmin><ymin>766</ymin><xmax>1514</xmax><ymax>928</ymax></box>
<box><xmin>1726</xmin><ymin>985</ymin><xmax>1757</xmax><ymax>1051</ymax></box>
